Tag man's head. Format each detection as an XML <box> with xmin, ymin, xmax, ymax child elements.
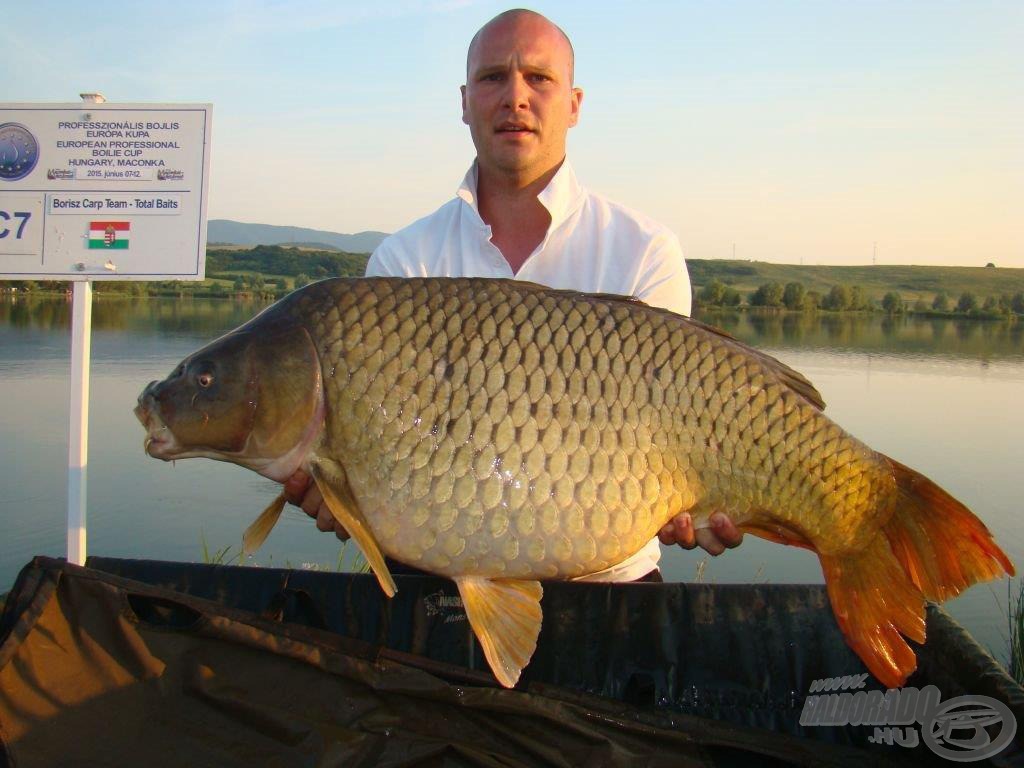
<box><xmin>462</xmin><ymin>9</ymin><xmax>583</xmax><ymax>185</ymax></box>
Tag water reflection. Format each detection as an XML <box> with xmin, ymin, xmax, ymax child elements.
<box><xmin>0</xmin><ymin>293</ymin><xmax>273</xmax><ymax>336</ymax></box>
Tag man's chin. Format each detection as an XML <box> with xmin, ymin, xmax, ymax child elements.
<box><xmin>482</xmin><ymin>149</ymin><xmax>540</xmax><ymax>176</ymax></box>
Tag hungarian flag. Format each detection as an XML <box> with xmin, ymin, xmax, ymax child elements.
<box><xmin>88</xmin><ymin>221</ymin><xmax>130</xmax><ymax>249</ymax></box>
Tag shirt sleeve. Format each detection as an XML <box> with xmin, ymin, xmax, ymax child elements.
<box><xmin>633</xmin><ymin>230</ymin><xmax>692</xmax><ymax>317</ymax></box>
<box><xmin>364</xmin><ymin>240</ymin><xmax>403</xmax><ymax>277</ymax></box>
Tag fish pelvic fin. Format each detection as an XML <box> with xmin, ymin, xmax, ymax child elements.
<box><xmin>882</xmin><ymin>456</ymin><xmax>1014</xmax><ymax>601</ymax></box>
<box><xmin>456</xmin><ymin>576</ymin><xmax>543</xmax><ymax>689</ymax></box>
<box><xmin>241</xmin><ymin>491</ymin><xmax>287</xmax><ymax>556</ymax></box>
<box><xmin>820</xmin><ymin>545</ymin><xmax>926</xmax><ymax>689</ymax></box>
<box><xmin>309</xmin><ymin>461</ymin><xmax>397</xmax><ymax>598</ymax></box>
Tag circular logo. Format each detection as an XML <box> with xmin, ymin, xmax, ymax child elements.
<box><xmin>922</xmin><ymin>694</ymin><xmax>1017</xmax><ymax>762</ymax></box>
<box><xmin>0</xmin><ymin>122</ymin><xmax>40</xmax><ymax>181</ymax></box>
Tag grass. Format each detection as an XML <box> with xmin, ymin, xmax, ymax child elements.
<box><xmin>1010</xmin><ymin>580</ymin><xmax>1024</xmax><ymax>685</ymax></box>
<box><xmin>198</xmin><ymin>530</ymin><xmax>369</xmax><ymax>574</ymax></box>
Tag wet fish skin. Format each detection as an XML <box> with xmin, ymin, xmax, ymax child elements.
<box><xmin>136</xmin><ymin>277</ymin><xmax>1014</xmax><ymax>688</ymax></box>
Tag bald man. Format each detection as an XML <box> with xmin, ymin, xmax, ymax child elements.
<box><xmin>287</xmin><ymin>9</ymin><xmax>742</xmax><ymax>580</ymax></box>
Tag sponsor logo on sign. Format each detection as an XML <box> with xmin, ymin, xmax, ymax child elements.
<box><xmin>0</xmin><ymin>123</ymin><xmax>40</xmax><ymax>181</ymax></box>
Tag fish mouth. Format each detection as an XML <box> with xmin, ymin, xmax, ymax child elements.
<box><xmin>134</xmin><ymin>402</ymin><xmax>180</xmax><ymax>460</ymax></box>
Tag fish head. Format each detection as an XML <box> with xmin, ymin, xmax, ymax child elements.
<box><xmin>135</xmin><ymin>316</ymin><xmax>324</xmax><ymax>481</ymax></box>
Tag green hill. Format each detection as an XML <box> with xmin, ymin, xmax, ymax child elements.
<box><xmin>206</xmin><ymin>244</ymin><xmax>368</xmax><ymax>278</ymax></box>
<box><xmin>687</xmin><ymin>260</ymin><xmax>1024</xmax><ymax>304</ymax></box>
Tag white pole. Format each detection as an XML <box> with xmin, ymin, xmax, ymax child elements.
<box><xmin>67</xmin><ymin>280</ymin><xmax>92</xmax><ymax>565</ymax></box>
<box><xmin>65</xmin><ymin>91</ymin><xmax>104</xmax><ymax>567</ymax></box>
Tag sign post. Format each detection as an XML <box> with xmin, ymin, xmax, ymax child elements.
<box><xmin>0</xmin><ymin>98</ymin><xmax>212</xmax><ymax>565</ymax></box>
<box><xmin>68</xmin><ymin>280</ymin><xmax>91</xmax><ymax>564</ymax></box>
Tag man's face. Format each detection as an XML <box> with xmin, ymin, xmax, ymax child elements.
<box><xmin>462</xmin><ymin>14</ymin><xmax>582</xmax><ymax>182</ymax></box>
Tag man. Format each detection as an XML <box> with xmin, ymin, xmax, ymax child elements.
<box><xmin>286</xmin><ymin>9</ymin><xmax>742</xmax><ymax>580</ymax></box>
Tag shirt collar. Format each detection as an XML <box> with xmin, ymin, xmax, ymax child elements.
<box><xmin>456</xmin><ymin>159</ymin><xmax>585</xmax><ymax>230</ymax></box>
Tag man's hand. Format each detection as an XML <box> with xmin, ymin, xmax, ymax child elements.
<box><xmin>283</xmin><ymin>469</ymin><xmax>350</xmax><ymax>541</ymax></box>
<box><xmin>658</xmin><ymin>512</ymin><xmax>743</xmax><ymax>556</ymax></box>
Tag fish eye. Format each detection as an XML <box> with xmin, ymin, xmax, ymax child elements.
<box><xmin>197</xmin><ymin>372</ymin><xmax>214</xmax><ymax>388</ymax></box>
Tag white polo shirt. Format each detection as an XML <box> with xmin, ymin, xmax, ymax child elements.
<box><xmin>366</xmin><ymin>160</ymin><xmax>692</xmax><ymax>582</ymax></box>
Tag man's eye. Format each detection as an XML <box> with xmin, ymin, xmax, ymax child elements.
<box><xmin>481</xmin><ymin>73</ymin><xmax>504</xmax><ymax>82</ymax></box>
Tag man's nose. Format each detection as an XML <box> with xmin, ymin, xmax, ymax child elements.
<box><xmin>501</xmin><ymin>73</ymin><xmax>529</xmax><ymax>110</ymax></box>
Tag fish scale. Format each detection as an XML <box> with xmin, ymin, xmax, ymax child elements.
<box><xmin>137</xmin><ymin>276</ymin><xmax>1013</xmax><ymax>688</ymax></box>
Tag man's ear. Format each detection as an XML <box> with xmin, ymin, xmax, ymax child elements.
<box><xmin>569</xmin><ymin>87</ymin><xmax>584</xmax><ymax>128</ymax></box>
<box><xmin>461</xmin><ymin>84</ymin><xmax>469</xmax><ymax>125</ymax></box>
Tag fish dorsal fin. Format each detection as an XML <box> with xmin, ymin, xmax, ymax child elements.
<box><xmin>455</xmin><ymin>576</ymin><xmax>543</xmax><ymax>688</ymax></box>
<box><xmin>241</xmin><ymin>491</ymin><xmax>287</xmax><ymax>556</ymax></box>
<box><xmin>309</xmin><ymin>460</ymin><xmax>397</xmax><ymax>598</ymax></box>
<box><xmin>684</xmin><ymin>317</ymin><xmax>826</xmax><ymax>410</ymax></box>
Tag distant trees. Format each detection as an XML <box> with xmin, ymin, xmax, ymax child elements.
<box><xmin>821</xmin><ymin>285</ymin><xmax>851</xmax><ymax>311</ymax></box>
<box><xmin>782</xmin><ymin>282</ymin><xmax>805</xmax><ymax>310</ymax></box>
<box><xmin>956</xmin><ymin>292</ymin><xmax>978</xmax><ymax>313</ymax></box>
<box><xmin>881</xmin><ymin>292</ymin><xmax>903</xmax><ymax>313</ymax></box>
<box><xmin>205</xmin><ymin>244</ymin><xmax>368</xmax><ymax>278</ymax></box>
<box><xmin>932</xmin><ymin>292</ymin><xmax>950</xmax><ymax>312</ymax></box>
<box><xmin>748</xmin><ymin>281</ymin><xmax>784</xmax><ymax>307</ymax></box>
<box><xmin>696</xmin><ymin>279</ymin><xmax>741</xmax><ymax>308</ymax></box>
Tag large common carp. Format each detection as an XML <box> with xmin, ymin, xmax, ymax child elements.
<box><xmin>136</xmin><ymin>278</ymin><xmax>1013</xmax><ymax>688</ymax></box>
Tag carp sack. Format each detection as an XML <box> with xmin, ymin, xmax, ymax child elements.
<box><xmin>135</xmin><ymin>278</ymin><xmax>1014</xmax><ymax>688</ymax></box>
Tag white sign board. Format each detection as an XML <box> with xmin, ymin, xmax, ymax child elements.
<box><xmin>0</xmin><ymin>103</ymin><xmax>211</xmax><ymax>280</ymax></box>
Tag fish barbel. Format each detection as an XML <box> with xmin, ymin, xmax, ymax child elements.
<box><xmin>135</xmin><ymin>278</ymin><xmax>1013</xmax><ymax>688</ymax></box>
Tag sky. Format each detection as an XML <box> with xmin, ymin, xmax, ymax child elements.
<box><xmin>3</xmin><ymin>0</ymin><xmax>1022</xmax><ymax>267</ymax></box>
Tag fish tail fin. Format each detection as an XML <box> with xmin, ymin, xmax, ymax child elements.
<box><xmin>820</xmin><ymin>456</ymin><xmax>1014</xmax><ymax>688</ymax></box>
<box><xmin>882</xmin><ymin>456</ymin><xmax>1014</xmax><ymax>600</ymax></box>
<box><xmin>820</xmin><ymin>546</ymin><xmax>925</xmax><ymax>689</ymax></box>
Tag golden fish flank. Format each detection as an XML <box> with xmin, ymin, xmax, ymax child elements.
<box><xmin>136</xmin><ymin>277</ymin><xmax>1014</xmax><ymax>690</ymax></box>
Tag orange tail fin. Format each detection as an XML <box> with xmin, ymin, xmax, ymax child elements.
<box><xmin>821</xmin><ymin>456</ymin><xmax>1013</xmax><ymax>689</ymax></box>
<box><xmin>882</xmin><ymin>457</ymin><xmax>1014</xmax><ymax>598</ymax></box>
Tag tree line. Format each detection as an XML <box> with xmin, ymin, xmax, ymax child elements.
<box><xmin>0</xmin><ymin>246</ymin><xmax>372</xmax><ymax>299</ymax></box>
<box><xmin>697</xmin><ymin>279</ymin><xmax>1024</xmax><ymax>318</ymax></box>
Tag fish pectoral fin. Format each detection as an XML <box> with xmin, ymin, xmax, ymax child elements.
<box><xmin>456</xmin><ymin>576</ymin><xmax>543</xmax><ymax>689</ymax></box>
<box><xmin>309</xmin><ymin>461</ymin><xmax>397</xmax><ymax>598</ymax></box>
<box><xmin>241</xmin><ymin>491</ymin><xmax>287</xmax><ymax>556</ymax></box>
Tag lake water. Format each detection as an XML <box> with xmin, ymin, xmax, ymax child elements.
<box><xmin>2</xmin><ymin>294</ymin><xmax>1022</xmax><ymax>665</ymax></box>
